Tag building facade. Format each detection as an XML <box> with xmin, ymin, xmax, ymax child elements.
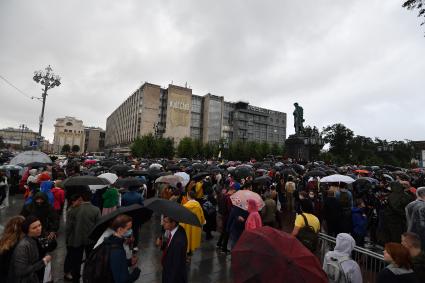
<box><xmin>84</xmin><ymin>127</ymin><xmax>106</xmax><ymax>153</ymax></box>
<box><xmin>53</xmin><ymin>116</ymin><xmax>85</xmax><ymax>154</ymax></box>
<box><xmin>0</xmin><ymin>127</ymin><xmax>38</xmax><ymax>149</ymax></box>
<box><xmin>105</xmin><ymin>82</ymin><xmax>287</xmax><ymax>149</ymax></box>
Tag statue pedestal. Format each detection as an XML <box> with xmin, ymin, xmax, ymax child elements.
<box><xmin>285</xmin><ymin>135</ymin><xmax>310</xmax><ymax>161</ymax></box>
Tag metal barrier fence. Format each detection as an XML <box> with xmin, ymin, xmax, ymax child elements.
<box><xmin>317</xmin><ymin>233</ymin><xmax>386</xmax><ymax>283</ymax></box>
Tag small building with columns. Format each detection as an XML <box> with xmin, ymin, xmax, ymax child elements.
<box><xmin>53</xmin><ymin>116</ymin><xmax>85</xmax><ymax>154</ymax></box>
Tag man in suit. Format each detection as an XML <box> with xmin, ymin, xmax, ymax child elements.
<box><xmin>162</xmin><ymin>216</ymin><xmax>188</xmax><ymax>283</ymax></box>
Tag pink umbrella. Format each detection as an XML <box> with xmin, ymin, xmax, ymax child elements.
<box><xmin>230</xmin><ymin>190</ymin><xmax>265</xmax><ymax>211</ymax></box>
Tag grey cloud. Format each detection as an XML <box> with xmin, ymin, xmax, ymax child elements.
<box><xmin>0</xmin><ymin>0</ymin><xmax>424</xmax><ymax>142</ymax></box>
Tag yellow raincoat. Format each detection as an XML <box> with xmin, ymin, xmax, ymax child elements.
<box><xmin>180</xmin><ymin>199</ymin><xmax>206</xmax><ymax>253</ymax></box>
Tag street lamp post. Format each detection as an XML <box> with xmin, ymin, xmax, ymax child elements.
<box><xmin>19</xmin><ymin>124</ymin><xmax>26</xmax><ymax>149</ymax></box>
<box><xmin>33</xmin><ymin>65</ymin><xmax>61</xmax><ymax>149</ymax></box>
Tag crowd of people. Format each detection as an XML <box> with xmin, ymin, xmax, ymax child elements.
<box><xmin>0</xmin><ymin>156</ymin><xmax>424</xmax><ymax>282</ymax></box>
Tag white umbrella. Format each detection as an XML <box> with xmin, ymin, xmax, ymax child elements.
<box><xmin>174</xmin><ymin>172</ymin><xmax>190</xmax><ymax>187</ymax></box>
<box><xmin>149</xmin><ymin>163</ymin><xmax>163</xmax><ymax>170</ymax></box>
<box><xmin>88</xmin><ymin>172</ymin><xmax>117</xmax><ymax>192</ymax></box>
<box><xmin>9</xmin><ymin>151</ymin><xmax>52</xmax><ymax>165</ymax></box>
<box><xmin>320</xmin><ymin>174</ymin><xmax>355</xmax><ymax>184</ymax></box>
<box><xmin>98</xmin><ymin>172</ymin><xmax>118</xmax><ymax>184</ymax></box>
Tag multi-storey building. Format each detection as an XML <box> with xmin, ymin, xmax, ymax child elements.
<box><xmin>84</xmin><ymin>127</ymin><xmax>105</xmax><ymax>153</ymax></box>
<box><xmin>53</xmin><ymin>116</ymin><xmax>85</xmax><ymax>154</ymax></box>
<box><xmin>0</xmin><ymin>127</ymin><xmax>38</xmax><ymax>149</ymax></box>
<box><xmin>105</xmin><ymin>82</ymin><xmax>287</xmax><ymax>150</ymax></box>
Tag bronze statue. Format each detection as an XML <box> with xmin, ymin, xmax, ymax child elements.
<box><xmin>293</xmin><ymin>103</ymin><xmax>305</xmax><ymax>135</ymax></box>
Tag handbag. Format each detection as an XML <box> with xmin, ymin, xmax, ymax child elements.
<box><xmin>38</xmin><ymin>234</ymin><xmax>58</xmax><ymax>253</ymax></box>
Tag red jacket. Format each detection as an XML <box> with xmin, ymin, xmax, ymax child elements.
<box><xmin>51</xmin><ymin>187</ymin><xmax>65</xmax><ymax>211</ymax></box>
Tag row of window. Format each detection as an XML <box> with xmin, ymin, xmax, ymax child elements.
<box><xmin>64</xmin><ymin>129</ymin><xmax>83</xmax><ymax>133</ymax></box>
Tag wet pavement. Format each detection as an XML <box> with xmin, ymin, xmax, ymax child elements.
<box><xmin>0</xmin><ymin>195</ymin><xmax>234</xmax><ymax>283</ymax></box>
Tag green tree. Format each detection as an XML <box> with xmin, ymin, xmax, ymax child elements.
<box><xmin>259</xmin><ymin>142</ymin><xmax>270</xmax><ymax>159</ymax></box>
<box><xmin>322</xmin><ymin>123</ymin><xmax>354</xmax><ymax>163</ymax></box>
<box><xmin>130</xmin><ymin>134</ymin><xmax>156</xmax><ymax>158</ymax></box>
<box><xmin>71</xmin><ymin>144</ymin><xmax>80</xmax><ymax>153</ymax></box>
<box><xmin>61</xmin><ymin>144</ymin><xmax>71</xmax><ymax>154</ymax></box>
<box><xmin>0</xmin><ymin>136</ymin><xmax>5</xmax><ymax>149</ymax></box>
<box><xmin>403</xmin><ymin>0</ymin><xmax>425</xmax><ymax>29</ymax></box>
<box><xmin>202</xmin><ymin>143</ymin><xmax>215</xmax><ymax>159</ymax></box>
<box><xmin>158</xmin><ymin>137</ymin><xmax>175</xmax><ymax>159</ymax></box>
<box><xmin>177</xmin><ymin>137</ymin><xmax>195</xmax><ymax>158</ymax></box>
<box><xmin>348</xmin><ymin>135</ymin><xmax>376</xmax><ymax>164</ymax></box>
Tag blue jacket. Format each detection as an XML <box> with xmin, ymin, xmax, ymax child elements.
<box><xmin>40</xmin><ymin>181</ymin><xmax>54</xmax><ymax>206</ymax></box>
<box><xmin>226</xmin><ymin>206</ymin><xmax>249</xmax><ymax>240</ymax></box>
<box><xmin>121</xmin><ymin>191</ymin><xmax>144</xmax><ymax>207</ymax></box>
<box><xmin>351</xmin><ymin>207</ymin><xmax>367</xmax><ymax>236</ymax></box>
<box><xmin>104</xmin><ymin>235</ymin><xmax>140</xmax><ymax>283</ymax></box>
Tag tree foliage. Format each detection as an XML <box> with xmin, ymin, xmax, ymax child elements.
<box><xmin>320</xmin><ymin>123</ymin><xmax>416</xmax><ymax>167</ymax></box>
<box><xmin>131</xmin><ymin>134</ymin><xmax>174</xmax><ymax>158</ymax></box>
<box><xmin>174</xmin><ymin>136</ymin><xmax>284</xmax><ymax>161</ymax></box>
<box><xmin>403</xmin><ymin>0</ymin><xmax>425</xmax><ymax>28</ymax></box>
<box><xmin>61</xmin><ymin>144</ymin><xmax>71</xmax><ymax>154</ymax></box>
<box><xmin>71</xmin><ymin>145</ymin><xmax>80</xmax><ymax>153</ymax></box>
<box><xmin>322</xmin><ymin>123</ymin><xmax>354</xmax><ymax>162</ymax></box>
<box><xmin>0</xmin><ymin>136</ymin><xmax>5</xmax><ymax>149</ymax></box>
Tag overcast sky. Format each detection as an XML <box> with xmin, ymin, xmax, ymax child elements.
<box><xmin>1</xmin><ymin>0</ymin><xmax>424</xmax><ymax>143</ymax></box>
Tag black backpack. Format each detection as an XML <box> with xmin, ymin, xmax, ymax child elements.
<box><xmin>296</xmin><ymin>213</ymin><xmax>318</xmax><ymax>252</ymax></box>
<box><xmin>82</xmin><ymin>241</ymin><xmax>119</xmax><ymax>283</ymax></box>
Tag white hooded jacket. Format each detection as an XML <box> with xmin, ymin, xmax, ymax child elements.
<box><xmin>323</xmin><ymin>233</ymin><xmax>363</xmax><ymax>283</ymax></box>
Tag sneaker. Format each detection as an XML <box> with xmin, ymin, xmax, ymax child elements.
<box><xmin>64</xmin><ymin>273</ymin><xmax>73</xmax><ymax>281</ymax></box>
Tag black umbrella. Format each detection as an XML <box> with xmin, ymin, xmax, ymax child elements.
<box><xmin>166</xmin><ymin>164</ymin><xmax>181</xmax><ymax>171</ymax></box>
<box><xmin>110</xmin><ymin>165</ymin><xmax>132</xmax><ymax>175</ymax></box>
<box><xmin>192</xmin><ymin>172</ymin><xmax>210</xmax><ymax>181</ymax></box>
<box><xmin>280</xmin><ymin>168</ymin><xmax>298</xmax><ymax>176</ymax></box>
<box><xmin>26</xmin><ymin>162</ymin><xmax>49</xmax><ymax>168</ymax></box>
<box><xmin>207</xmin><ymin>166</ymin><xmax>223</xmax><ymax>174</ymax></box>
<box><xmin>253</xmin><ymin>175</ymin><xmax>272</xmax><ymax>185</ymax></box>
<box><xmin>89</xmin><ymin>166</ymin><xmax>107</xmax><ymax>173</ymax></box>
<box><xmin>62</xmin><ymin>176</ymin><xmax>110</xmax><ymax>187</ymax></box>
<box><xmin>144</xmin><ymin>198</ymin><xmax>201</xmax><ymax>227</ymax></box>
<box><xmin>255</xmin><ymin>169</ymin><xmax>268</xmax><ymax>175</ymax></box>
<box><xmin>115</xmin><ymin>177</ymin><xmax>146</xmax><ymax>188</ymax></box>
<box><xmin>100</xmin><ymin>160</ymin><xmax>118</xmax><ymax>168</ymax></box>
<box><xmin>232</xmin><ymin>165</ymin><xmax>254</xmax><ymax>179</ymax></box>
<box><xmin>127</xmin><ymin>170</ymin><xmax>150</xmax><ymax>177</ymax></box>
<box><xmin>291</xmin><ymin>164</ymin><xmax>305</xmax><ymax>175</ymax></box>
<box><xmin>89</xmin><ymin>204</ymin><xmax>153</xmax><ymax>240</ymax></box>
<box><xmin>192</xmin><ymin>163</ymin><xmax>205</xmax><ymax>171</ymax></box>
<box><xmin>305</xmin><ymin>170</ymin><xmax>326</xmax><ymax>178</ymax></box>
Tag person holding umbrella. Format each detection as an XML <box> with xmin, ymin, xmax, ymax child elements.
<box><xmin>180</xmin><ymin>190</ymin><xmax>206</xmax><ymax>261</ymax></box>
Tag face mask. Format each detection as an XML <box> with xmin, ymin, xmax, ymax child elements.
<box><xmin>123</xmin><ymin>229</ymin><xmax>133</xmax><ymax>238</ymax></box>
<box><xmin>309</xmin><ymin>194</ymin><xmax>315</xmax><ymax>198</ymax></box>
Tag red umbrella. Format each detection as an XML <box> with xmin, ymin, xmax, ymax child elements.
<box><xmin>232</xmin><ymin>226</ymin><xmax>328</xmax><ymax>283</ymax></box>
<box><xmin>84</xmin><ymin>159</ymin><xmax>97</xmax><ymax>165</ymax></box>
